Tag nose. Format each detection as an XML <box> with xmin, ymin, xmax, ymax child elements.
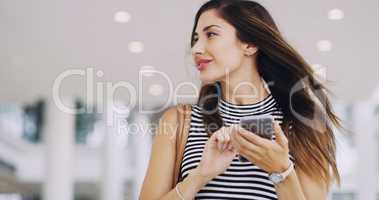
<box><xmin>191</xmin><ymin>39</ymin><xmax>205</xmax><ymax>56</ymax></box>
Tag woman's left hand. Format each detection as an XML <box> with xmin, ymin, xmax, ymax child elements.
<box><xmin>230</xmin><ymin>122</ymin><xmax>291</xmax><ymax>173</ymax></box>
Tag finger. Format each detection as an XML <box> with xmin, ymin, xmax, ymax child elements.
<box><xmin>226</xmin><ymin>142</ymin><xmax>236</xmax><ymax>153</ymax></box>
<box><xmin>230</xmin><ymin>133</ymin><xmax>240</xmax><ymax>150</ymax></box>
<box><xmin>223</xmin><ymin>139</ymin><xmax>231</xmax><ymax>151</ymax></box>
<box><xmin>225</xmin><ymin>141</ymin><xmax>236</xmax><ymax>153</ymax></box>
<box><xmin>237</xmin><ymin>125</ymin><xmax>268</xmax><ymax>147</ymax></box>
<box><xmin>207</xmin><ymin>133</ymin><xmax>219</xmax><ymax>149</ymax></box>
<box><xmin>220</xmin><ymin>132</ymin><xmax>229</xmax><ymax>151</ymax></box>
<box><xmin>273</xmin><ymin>121</ymin><xmax>288</xmax><ymax>148</ymax></box>
<box><xmin>211</xmin><ymin>131</ymin><xmax>219</xmax><ymax>140</ymax></box>
<box><xmin>214</xmin><ymin>132</ymin><xmax>221</xmax><ymax>150</ymax></box>
<box><xmin>231</xmin><ymin>133</ymin><xmax>261</xmax><ymax>161</ymax></box>
<box><xmin>230</xmin><ymin>132</ymin><xmax>244</xmax><ymax>154</ymax></box>
<box><xmin>227</xmin><ymin>139</ymin><xmax>239</xmax><ymax>154</ymax></box>
<box><xmin>221</xmin><ymin>131</ymin><xmax>228</xmax><ymax>151</ymax></box>
<box><xmin>222</xmin><ymin>131</ymin><xmax>231</xmax><ymax>151</ymax></box>
<box><xmin>217</xmin><ymin>141</ymin><xmax>223</xmax><ymax>151</ymax></box>
<box><xmin>229</xmin><ymin>124</ymin><xmax>239</xmax><ymax>136</ymax></box>
<box><xmin>222</xmin><ymin>131</ymin><xmax>230</xmax><ymax>151</ymax></box>
<box><xmin>231</xmin><ymin>130</ymin><xmax>263</xmax><ymax>154</ymax></box>
<box><xmin>226</xmin><ymin>142</ymin><xmax>233</xmax><ymax>150</ymax></box>
<box><xmin>209</xmin><ymin>132</ymin><xmax>217</xmax><ymax>143</ymax></box>
<box><xmin>224</xmin><ymin>130</ymin><xmax>231</xmax><ymax>141</ymax></box>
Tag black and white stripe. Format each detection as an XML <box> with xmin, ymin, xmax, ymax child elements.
<box><xmin>180</xmin><ymin>94</ymin><xmax>292</xmax><ymax>200</ymax></box>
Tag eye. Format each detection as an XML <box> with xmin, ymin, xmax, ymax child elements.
<box><xmin>206</xmin><ymin>32</ymin><xmax>217</xmax><ymax>38</ymax></box>
<box><xmin>191</xmin><ymin>37</ymin><xmax>198</xmax><ymax>46</ymax></box>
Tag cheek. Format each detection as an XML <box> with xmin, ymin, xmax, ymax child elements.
<box><xmin>212</xmin><ymin>43</ymin><xmax>243</xmax><ymax>72</ymax></box>
<box><xmin>199</xmin><ymin>38</ymin><xmax>244</xmax><ymax>83</ymax></box>
<box><xmin>199</xmin><ymin>48</ymin><xmax>243</xmax><ymax>83</ymax></box>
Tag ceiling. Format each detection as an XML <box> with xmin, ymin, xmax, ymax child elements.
<box><xmin>0</xmin><ymin>0</ymin><xmax>378</xmax><ymax>107</ymax></box>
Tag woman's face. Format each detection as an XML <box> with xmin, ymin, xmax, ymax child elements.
<box><xmin>191</xmin><ymin>9</ymin><xmax>253</xmax><ymax>84</ymax></box>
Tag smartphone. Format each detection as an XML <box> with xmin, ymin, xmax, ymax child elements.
<box><xmin>239</xmin><ymin>115</ymin><xmax>274</xmax><ymax>139</ymax></box>
<box><xmin>238</xmin><ymin>115</ymin><xmax>274</xmax><ymax>162</ymax></box>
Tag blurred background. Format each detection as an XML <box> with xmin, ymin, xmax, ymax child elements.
<box><xmin>0</xmin><ymin>0</ymin><xmax>378</xmax><ymax>199</ymax></box>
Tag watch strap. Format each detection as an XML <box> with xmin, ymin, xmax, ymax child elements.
<box><xmin>281</xmin><ymin>160</ymin><xmax>294</xmax><ymax>179</ymax></box>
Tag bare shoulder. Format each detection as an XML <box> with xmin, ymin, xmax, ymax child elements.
<box><xmin>160</xmin><ymin>106</ymin><xmax>179</xmax><ymax>125</ymax></box>
<box><xmin>155</xmin><ymin>105</ymin><xmax>181</xmax><ymax>140</ymax></box>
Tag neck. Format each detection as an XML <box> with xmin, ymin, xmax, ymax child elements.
<box><xmin>219</xmin><ymin>58</ymin><xmax>269</xmax><ymax>105</ymax></box>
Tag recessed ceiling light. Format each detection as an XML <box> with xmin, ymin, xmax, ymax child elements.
<box><xmin>96</xmin><ymin>70</ymin><xmax>104</xmax><ymax>77</ymax></box>
<box><xmin>114</xmin><ymin>11</ymin><xmax>131</xmax><ymax>23</ymax></box>
<box><xmin>328</xmin><ymin>8</ymin><xmax>344</xmax><ymax>20</ymax></box>
<box><xmin>128</xmin><ymin>41</ymin><xmax>144</xmax><ymax>53</ymax></box>
<box><xmin>317</xmin><ymin>40</ymin><xmax>332</xmax><ymax>52</ymax></box>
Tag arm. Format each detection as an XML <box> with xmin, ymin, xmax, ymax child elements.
<box><xmin>275</xmin><ymin>167</ymin><xmax>329</xmax><ymax>200</ymax></box>
<box><xmin>139</xmin><ymin>106</ymin><xmax>210</xmax><ymax>200</ymax></box>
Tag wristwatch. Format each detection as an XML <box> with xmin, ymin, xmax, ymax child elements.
<box><xmin>268</xmin><ymin>160</ymin><xmax>294</xmax><ymax>184</ymax></box>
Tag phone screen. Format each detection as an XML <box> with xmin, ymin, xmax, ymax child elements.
<box><xmin>238</xmin><ymin>115</ymin><xmax>274</xmax><ymax>162</ymax></box>
<box><xmin>239</xmin><ymin>115</ymin><xmax>274</xmax><ymax>139</ymax></box>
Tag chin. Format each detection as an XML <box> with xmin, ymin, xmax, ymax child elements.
<box><xmin>200</xmin><ymin>73</ymin><xmax>224</xmax><ymax>85</ymax></box>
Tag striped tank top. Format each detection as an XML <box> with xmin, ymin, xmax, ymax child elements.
<box><xmin>179</xmin><ymin>94</ymin><xmax>292</xmax><ymax>200</ymax></box>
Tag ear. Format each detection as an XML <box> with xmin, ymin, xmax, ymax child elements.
<box><xmin>242</xmin><ymin>43</ymin><xmax>258</xmax><ymax>56</ymax></box>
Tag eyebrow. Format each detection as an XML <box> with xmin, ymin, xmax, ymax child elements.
<box><xmin>194</xmin><ymin>24</ymin><xmax>222</xmax><ymax>35</ymax></box>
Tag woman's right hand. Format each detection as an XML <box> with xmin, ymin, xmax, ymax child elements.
<box><xmin>195</xmin><ymin>126</ymin><xmax>238</xmax><ymax>182</ymax></box>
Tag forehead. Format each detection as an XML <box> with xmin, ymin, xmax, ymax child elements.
<box><xmin>195</xmin><ymin>9</ymin><xmax>234</xmax><ymax>33</ymax></box>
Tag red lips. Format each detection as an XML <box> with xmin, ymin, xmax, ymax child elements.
<box><xmin>195</xmin><ymin>58</ymin><xmax>213</xmax><ymax>71</ymax></box>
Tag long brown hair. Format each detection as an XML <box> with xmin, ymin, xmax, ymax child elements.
<box><xmin>191</xmin><ymin>0</ymin><xmax>341</xmax><ymax>187</ymax></box>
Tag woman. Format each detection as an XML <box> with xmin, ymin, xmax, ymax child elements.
<box><xmin>140</xmin><ymin>0</ymin><xmax>341</xmax><ymax>199</ymax></box>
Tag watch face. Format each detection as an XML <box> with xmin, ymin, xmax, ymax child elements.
<box><xmin>269</xmin><ymin>174</ymin><xmax>283</xmax><ymax>184</ymax></box>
